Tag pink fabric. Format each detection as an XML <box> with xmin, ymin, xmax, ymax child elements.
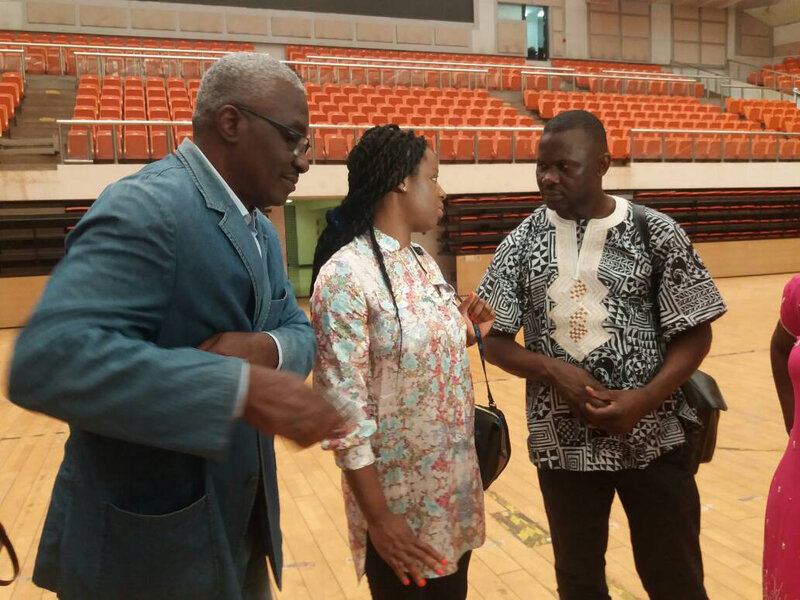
<box><xmin>764</xmin><ymin>274</ymin><xmax>800</xmax><ymax>600</ymax></box>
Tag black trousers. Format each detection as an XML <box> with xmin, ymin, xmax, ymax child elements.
<box><xmin>364</xmin><ymin>537</ymin><xmax>472</xmax><ymax>600</ymax></box>
<box><xmin>537</xmin><ymin>445</ymin><xmax>707</xmax><ymax>600</ymax></box>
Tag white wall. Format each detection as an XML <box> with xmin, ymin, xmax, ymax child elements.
<box><xmin>4</xmin><ymin>0</ymin><xmax>478</xmax><ymax>54</ymax></box>
<box><xmin>563</xmin><ymin>0</ymin><xmax>588</xmax><ymax>60</ymax></box>
<box><xmin>0</xmin><ymin>0</ymin><xmax>24</xmax><ymax>29</ymax></box>
<box><xmin>773</xmin><ymin>21</ymin><xmax>800</xmax><ymax>49</ymax></box>
<box><xmin>651</xmin><ymin>2</ymin><xmax>671</xmax><ymax>65</ymax></box>
<box><xmin>471</xmin><ymin>0</ymin><xmax>496</xmax><ymax>54</ymax></box>
<box><xmin>4</xmin><ymin>161</ymin><xmax>800</xmax><ymax>202</ymax></box>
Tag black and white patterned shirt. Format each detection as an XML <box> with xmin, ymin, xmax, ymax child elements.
<box><xmin>477</xmin><ymin>197</ymin><xmax>727</xmax><ymax>471</ymax></box>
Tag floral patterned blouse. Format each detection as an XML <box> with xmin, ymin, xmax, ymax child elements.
<box><xmin>310</xmin><ymin>229</ymin><xmax>485</xmax><ymax>579</ymax></box>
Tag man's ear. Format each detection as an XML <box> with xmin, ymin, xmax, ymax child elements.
<box><xmin>395</xmin><ymin>178</ymin><xmax>408</xmax><ymax>193</ymax></box>
<box><xmin>215</xmin><ymin>105</ymin><xmax>241</xmax><ymax>143</ymax></box>
<box><xmin>597</xmin><ymin>151</ymin><xmax>611</xmax><ymax>177</ymax></box>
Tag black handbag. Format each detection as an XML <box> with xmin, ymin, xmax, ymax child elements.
<box><xmin>632</xmin><ymin>202</ymin><xmax>727</xmax><ymax>473</ymax></box>
<box><xmin>0</xmin><ymin>522</ymin><xmax>20</xmax><ymax>587</ymax></box>
<box><xmin>472</xmin><ymin>324</ymin><xmax>511</xmax><ymax>490</ymax></box>
<box><xmin>681</xmin><ymin>370</ymin><xmax>727</xmax><ymax>473</ymax></box>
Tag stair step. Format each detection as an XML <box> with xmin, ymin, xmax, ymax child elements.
<box><xmin>0</xmin><ymin>162</ymin><xmax>58</xmax><ymax>171</ymax></box>
<box><xmin>0</xmin><ymin>137</ymin><xmax>55</xmax><ymax>148</ymax></box>
<box><xmin>23</xmin><ymin>75</ymin><xmax>78</xmax><ymax>91</ymax></box>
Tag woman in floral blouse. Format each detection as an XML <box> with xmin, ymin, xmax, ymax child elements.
<box><xmin>310</xmin><ymin>124</ymin><xmax>494</xmax><ymax>599</ymax></box>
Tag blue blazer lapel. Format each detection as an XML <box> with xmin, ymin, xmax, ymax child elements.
<box><xmin>253</xmin><ymin>223</ymin><xmax>272</xmax><ymax>331</ymax></box>
<box><xmin>176</xmin><ymin>140</ymin><xmax>268</xmax><ymax>327</ymax></box>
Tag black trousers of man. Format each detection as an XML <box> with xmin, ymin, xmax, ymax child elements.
<box><xmin>537</xmin><ymin>445</ymin><xmax>707</xmax><ymax>600</ymax></box>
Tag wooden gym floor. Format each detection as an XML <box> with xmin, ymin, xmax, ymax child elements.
<box><xmin>0</xmin><ymin>273</ymin><xmax>790</xmax><ymax>600</ymax></box>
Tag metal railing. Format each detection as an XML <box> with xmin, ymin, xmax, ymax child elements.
<box><xmin>0</xmin><ymin>40</ymin><xmax>232</xmax><ymax>76</ymax></box>
<box><xmin>289</xmin><ymin>60</ymin><xmax>489</xmax><ymax>88</ymax></box>
<box><xmin>0</xmin><ymin>48</ymin><xmax>26</xmax><ymax>78</ymax></box>
<box><xmin>718</xmin><ymin>83</ymin><xmax>792</xmax><ymax>104</ymax></box>
<box><xmin>728</xmin><ymin>59</ymin><xmax>758</xmax><ymax>85</ymax></box>
<box><xmin>520</xmin><ymin>70</ymin><xmax>703</xmax><ymax>95</ymax></box>
<box><xmin>633</xmin><ymin>64</ymin><xmax>732</xmax><ymax>96</ymax></box>
<box><xmin>727</xmin><ymin>58</ymin><xmax>797</xmax><ymax>97</ymax></box>
<box><xmin>55</xmin><ymin>119</ymin><xmax>545</xmax><ymax>164</ymax></box>
<box><xmin>74</xmin><ymin>51</ymin><xmax>225</xmax><ymax>79</ymax></box>
<box><xmin>56</xmin><ymin>118</ymin><xmax>191</xmax><ymax>163</ymax></box>
<box><xmin>304</xmin><ymin>53</ymin><xmax>552</xmax><ymax>71</ymax></box>
<box><xmin>304</xmin><ymin>54</ymin><xmax>572</xmax><ymax>90</ymax></box>
<box><xmin>71</xmin><ymin>52</ymin><xmax>490</xmax><ymax>88</ymax></box>
<box><xmin>628</xmin><ymin>127</ymin><xmax>800</xmax><ymax>163</ymax></box>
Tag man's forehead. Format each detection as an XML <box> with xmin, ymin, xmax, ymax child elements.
<box><xmin>542</xmin><ymin>128</ymin><xmax>589</xmax><ymax>144</ymax></box>
<box><xmin>260</xmin><ymin>84</ymin><xmax>309</xmax><ymax>122</ymax></box>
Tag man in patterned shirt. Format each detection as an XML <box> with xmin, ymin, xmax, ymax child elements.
<box><xmin>476</xmin><ymin>110</ymin><xmax>726</xmax><ymax>600</ymax></box>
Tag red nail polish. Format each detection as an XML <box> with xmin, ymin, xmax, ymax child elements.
<box><xmin>441</xmin><ymin>559</ymin><xmax>448</xmax><ymax>565</ymax></box>
<box><xmin>436</xmin><ymin>569</ymin><xmax>445</xmax><ymax>576</ymax></box>
<box><xmin>403</xmin><ymin>579</ymin><xmax>410</xmax><ymax>586</ymax></box>
<box><xmin>418</xmin><ymin>579</ymin><xmax>426</xmax><ymax>587</ymax></box>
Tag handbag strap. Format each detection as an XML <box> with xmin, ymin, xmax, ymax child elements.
<box><xmin>631</xmin><ymin>202</ymin><xmax>660</xmax><ymax>308</ymax></box>
<box><xmin>0</xmin><ymin>522</ymin><xmax>20</xmax><ymax>586</ymax></box>
<box><xmin>473</xmin><ymin>323</ymin><xmax>497</xmax><ymax>409</ymax></box>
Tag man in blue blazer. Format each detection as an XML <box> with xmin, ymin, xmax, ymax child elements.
<box><xmin>8</xmin><ymin>53</ymin><xmax>344</xmax><ymax>599</ymax></box>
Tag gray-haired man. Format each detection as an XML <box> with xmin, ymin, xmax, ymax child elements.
<box><xmin>10</xmin><ymin>53</ymin><xmax>344</xmax><ymax>600</ymax></box>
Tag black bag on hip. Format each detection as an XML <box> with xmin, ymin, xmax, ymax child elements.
<box><xmin>632</xmin><ymin>202</ymin><xmax>727</xmax><ymax>474</ymax></box>
<box><xmin>472</xmin><ymin>324</ymin><xmax>511</xmax><ymax>490</ymax></box>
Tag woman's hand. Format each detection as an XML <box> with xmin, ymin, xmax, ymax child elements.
<box><xmin>368</xmin><ymin>512</ymin><xmax>447</xmax><ymax>587</ymax></box>
<box><xmin>458</xmin><ymin>292</ymin><xmax>496</xmax><ymax>346</ymax></box>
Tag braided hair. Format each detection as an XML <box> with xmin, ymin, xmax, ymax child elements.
<box><xmin>311</xmin><ymin>125</ymin><xmax>428</xmax><ymax>360</ymax></box>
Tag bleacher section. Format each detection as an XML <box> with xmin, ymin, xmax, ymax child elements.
<box><xmin>0</xmin><ymin>36</ymin><xmax>794</xmax><ymax>164</ymax></box>
<box><xmin>442</xmin><ymin>190</ymin><xmax>800</xmax><ymax>255</ymax></box>
<box><xmin>748</xmin><ymin>56</ymin><xmax>800</xmax><ymax>92</ymax></box>
<box><xmin>726</xmin><ymin>98</ymin><xmax>800</xmax><ymax>132</ymax></box>
<box><xmin>67</xmin><ymin>74</ymin><xmax>194</xmax><ymax>160</ymax></box>
<box><xmin>524</xmin><ymin>90</ymin><xmax>800</xmax><ymax>161</ymax></box>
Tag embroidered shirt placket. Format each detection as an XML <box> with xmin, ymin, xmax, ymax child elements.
<box><xmin>547</xmin><ymin>198</ymin><xmax>627</xmax><ymax>361</ymax></box>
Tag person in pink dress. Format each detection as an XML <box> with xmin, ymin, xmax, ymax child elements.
<box><xmin>765</xmin><ymin>273</ymin><xmax>800</xmax><ymax>599</ymax></box>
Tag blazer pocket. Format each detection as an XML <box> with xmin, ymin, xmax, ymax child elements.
<box><xmin>263</xmin><ymin>289</ymin><xmax>287</xmax><ymax>331</ymax></box>
<box><xmin>98</xmin><ymin>494</ymin><xmax>221</xmax><ymax>600</ymax></box>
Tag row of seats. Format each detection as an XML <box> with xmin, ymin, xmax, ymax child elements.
<box><xmin>551</xmin><ymin>59</ymin><xmax>661</xmax><ymax>73</ymax></box>
<box><xmin>287</xmin><ymin>45</ymin><xmax>525</xmax><ymax>65</ymax></box>
<box><xmin>311</xmin><ymin>129</ymin><xmax>541</xmax><ymax>163</ymax></box>
<box><xmin>305</xmin><ymin>84</ymin><xmax>535</xmax><ymax>161</ymax></box>
<box><xmin>0</xmin><ymin>30</ymin><xmax>253</xmax><ymax>76</ymax></box>
<box><xmin>309</xmin><ymin>85</ymin><xmax>519</xmax><ymax>123</ymax></box>
<box><xmin>0</xmin><ymin>71</ymin><xmax>22</xmax><ymax>134</ymax></box>
<box><xmin>525</xmin><ymin>91</ymin><xmax>720</xmax><ymax>119</ymax></box>
<box><xmin>442</xmin><ymin>190</ymin><xmax>800</xmax><ymax>256</ymax></box>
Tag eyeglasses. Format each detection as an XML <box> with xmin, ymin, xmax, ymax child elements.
<box><xmin>235</xmin><ymin>105</ymin><xmax>310</xmax><ymax>157</ymax></box>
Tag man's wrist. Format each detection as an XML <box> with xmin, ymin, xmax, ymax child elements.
<box><xmin>263</xmin><ymin>332</ymin><xmax>283</xmax><ymax>370</ymax></box>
